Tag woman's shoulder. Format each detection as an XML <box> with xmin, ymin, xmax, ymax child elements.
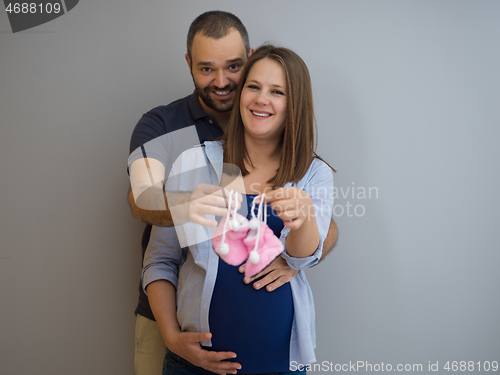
<box><xmin>309</xmin><ymin>157</ymin><xmax>332</xmax><ymax>171</ymax></box>
<box><xmin>306</xmin><ymin>157</ymin><xmax>334</xmax><ymax>178</ymax></box>
<box><xmin>295</xmin><ymin>157</ymin><xmax>334</xmax><ymax>187</ymax></box>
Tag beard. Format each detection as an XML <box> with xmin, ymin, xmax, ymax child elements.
<box><xmin>194</xmin><ymin>81</ymin><xmax>238</xmax><ymax>113</ymax></box>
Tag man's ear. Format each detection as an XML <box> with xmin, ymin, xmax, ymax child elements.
<box><xmin>248</xmin><ymin>47</ymin><xmax>255</xmax><ymax>58</ymax></box>
<box><xmin>185</xmin><ymin>54</ymin><xmax>192</xmax><ymax>71</ymax></box>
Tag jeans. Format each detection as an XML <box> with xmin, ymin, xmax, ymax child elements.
<box><xmin>162</xmin><ymin>351</ymin><xmax>307</xmax><ymax>375</ymax></box>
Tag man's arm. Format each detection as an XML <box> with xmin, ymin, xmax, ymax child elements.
<box><xmin>128</xmin><ymin>185</ymin><xmax>175</xmax><ymax>226</ymax></box>
<box><xmin>143</xmin><ymin>225</ymin><xmax>241</xmax><ymax>374</ymax></box>
<box><xmin>147</xmin><ymin>280</ymin><xmax>241</xmax><ymax>375</ymax></box>
<box><xmin>128</xmin><ymin>156</ymin><xmax>230</xmax><ymax>227</ymax></box>
<box><xmin>128</xmin><ymin>156</ymin><xmax>175</xmax><ymax>226</ymax></box>
<box><xmin>318</xmin><ymin>218</ymin><xmax>338</xmax><ymax>262</ymax></box>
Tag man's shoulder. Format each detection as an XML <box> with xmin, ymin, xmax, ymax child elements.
<box><xmin>130</xmin><ymin>94</ymin><xmax>197</xmax><ymax>153</ymax></box>
<box><xmin>145</xmin><ymin>95</ymin><xmax>192</xmax><ymax>124</ymax></box>
<box><xmin>134</xmin><ymin>94</ymin><xmax>196</xmax><ymax>137</ymax></box>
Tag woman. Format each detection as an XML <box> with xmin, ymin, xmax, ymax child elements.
<box><xmin>143</xmin><ymin>45</ymin><xmax>335</xmax><ymax>375</ymax></box>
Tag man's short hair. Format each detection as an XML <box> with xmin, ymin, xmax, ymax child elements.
<box><xmin>187</xmin><ymin>11</ymin><xmax>250</xmax><ymax>61</ymax></box>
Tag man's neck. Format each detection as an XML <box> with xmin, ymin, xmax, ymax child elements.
<box><xmin>198</xmin><ymin>97</ymin><xmax>230</xmax><ymax>132</ymax></box>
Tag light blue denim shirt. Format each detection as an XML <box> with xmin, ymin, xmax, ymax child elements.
<box><xmin>142</xmin><ymin>141</ymin><xmax>334</xmax><ymax>367</ymax></box>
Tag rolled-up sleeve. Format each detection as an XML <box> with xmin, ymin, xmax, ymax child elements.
<box><xmin>142</xmin><ymin>225</ymin><xmax>184</xmax><ymax>293</ymax></box>
<box><xmin>280</xmin><ymin>159</ymin><xmax>334</xmax><ymax>270</ymax></box>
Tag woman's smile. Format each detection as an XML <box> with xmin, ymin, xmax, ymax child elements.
<box><xmin>240</xmin><ymin>58</ymin><xmax>287</xmax><ymax>142</ymax></box>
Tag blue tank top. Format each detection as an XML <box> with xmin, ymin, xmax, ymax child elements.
<box><xmin>207</xmin><ymin>194</ymin><xmax>294</xmax><ymax>374</ymax></box>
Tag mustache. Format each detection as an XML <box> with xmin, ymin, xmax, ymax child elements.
<box><xmin>204</xmin><ymin>83</ymin><xmax>237</xmax><ymax>93</ymax></box>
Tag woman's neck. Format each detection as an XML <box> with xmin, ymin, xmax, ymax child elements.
<box><xmin>244</xmin><ymin>136</ymin><xmax>280</xmax><ymax>168</ymax></box>
<box><xmin>242</xmin><ymin>137</ymin><xmax>281</xmax><ymax>194</ymax></box>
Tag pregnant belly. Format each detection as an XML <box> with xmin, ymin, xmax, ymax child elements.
<box><xmin>207</xmin><ymin>258</ymin><xmax>294</xmax><ymax>373</ymax></box>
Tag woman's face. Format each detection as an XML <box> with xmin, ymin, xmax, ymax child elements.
<box><xmin>240</xmin><ymin>58</ymin><xmax>287</xmax><ymax>143</ymax></box>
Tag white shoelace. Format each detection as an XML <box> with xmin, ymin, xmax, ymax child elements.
<box><xmin>219</xmin><ymin>190</ymin><xmax>236</xmax><ymax>255</ymax></box>
<box><xmin>249</xmin><ymin>193</ymin><xmax>266</xmax><ymax>264</ymax></box>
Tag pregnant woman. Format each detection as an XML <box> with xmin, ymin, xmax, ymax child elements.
<box><xmin>143</xmin><ymin>44</ymin><xmax>335</xmax><ymax>375</ymax></box>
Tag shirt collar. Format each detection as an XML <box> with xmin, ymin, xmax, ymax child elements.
<box><xmin>187</xmin><ymin>90</ymin><xmax>209</xmax><ymax>121</ymax></box>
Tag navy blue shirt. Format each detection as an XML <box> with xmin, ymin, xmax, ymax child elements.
<box><xmin>208</xmin><ymin>195</ymin><xmax>293</xmax><ymax>374</ymax></box>
<box><xmin>129</xmin><ymin>91</ymin><xmax>224</xmax><ymax>321</ymax></box>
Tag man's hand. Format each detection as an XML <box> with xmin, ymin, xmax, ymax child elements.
<box><xmin>167</xmin><ymin>331</ymin><xmax>241</xmax><ymax>375</ymax></box>
<box><xmin>239</xmin><ymin>256</ymin><xmax>298</xmax><ymax>292</ymax></box>
<box><xmin>148</xmin><ymin>280</ymin><xmax>241</xmax><ymax>374</ymax></box>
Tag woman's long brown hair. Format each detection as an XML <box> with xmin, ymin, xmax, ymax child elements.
<box><xmin>223</xmin><ymin>44</ymin><xmax>334</xmax><ymax>188</ymax></box>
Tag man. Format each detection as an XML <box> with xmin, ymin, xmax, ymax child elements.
<box><xmin>128</xmin><ymin>11</ymin><xmax>338</xmax><ymax>375</ymax></box>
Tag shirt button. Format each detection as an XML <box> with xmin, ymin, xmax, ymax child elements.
<box><xmin>208</xmin><ymin>119</ymin><xmax>213</xmax><ymax>124</ymax></box>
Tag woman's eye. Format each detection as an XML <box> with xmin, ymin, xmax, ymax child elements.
<box><xmin>247</xmin><ymin>85</ymin><xmax>259</xmax><ymax>90</ymax></box>
<box><xmin>273</xmin><ymin>90</ymin><xmax>285</xmax><ymax>96</ymax></box>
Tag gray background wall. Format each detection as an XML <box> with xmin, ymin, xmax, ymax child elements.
<box><xmin>1</xmin><ymin>1</ymin><xmax>499</xmax><ymax>374</ymax></box>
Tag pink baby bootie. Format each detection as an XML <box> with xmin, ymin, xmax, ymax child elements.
<box><xmin>243</xmin><ymin>194</ymin><xmax>284</xmax><ymax>278</ymax></box>
<box><xmin>212</xmin><ymin>191</ymin><xmax>250</xmax><ymax>266</ymax></box>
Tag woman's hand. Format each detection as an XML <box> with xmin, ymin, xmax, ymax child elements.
<box><xmin>261</xmin><ymin>187</ymin><xmax>315</xmax><ymax>231</ymax></box>
<box><xmin>187</xmin><ymin>184</ymin><xmax>242</xmax><ymax>227</ymax></box>
<box><xmin>263</xmin><ymin>187</ymin><xmax>320</xmax><ymax>258</ymax></box>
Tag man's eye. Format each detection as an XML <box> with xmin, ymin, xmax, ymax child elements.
<box><xmin>229</xmin><ymin>64</ymin><xmax>240</xmax><ymax>70</ymax></box>
<box><xmin>202</xmin><ymin>67</ymin><xmax>212</xmax><ymax>72</ymax></box>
